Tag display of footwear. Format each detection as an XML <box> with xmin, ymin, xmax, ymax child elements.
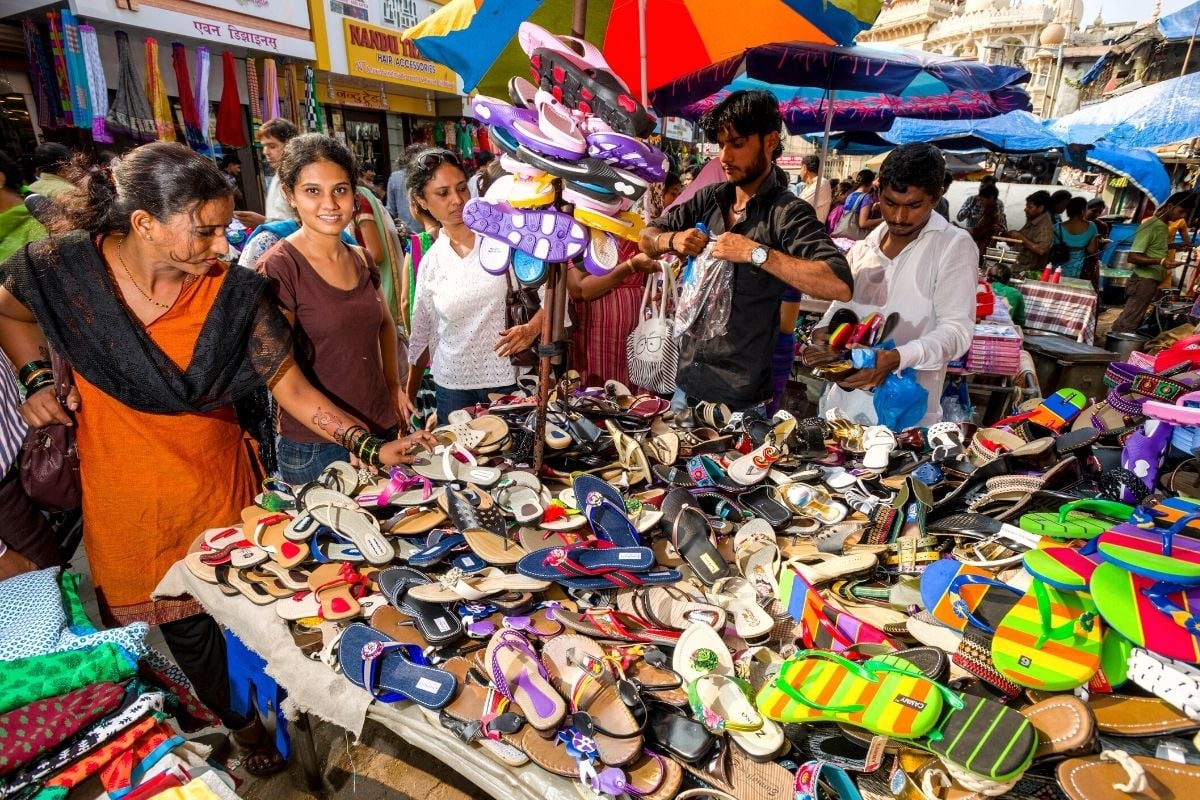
<box><xmin>462</xmin><ymin>198</ymin><xmax>588</xmax><ymax>263</ymax></box>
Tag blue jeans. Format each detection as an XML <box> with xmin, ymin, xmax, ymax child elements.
<box><xmin>276</xmin><ymin>437</ymin><xmax>351</xmax><ymax>486</ymax></box>
<box><xmin>277</xmin><ymin>425</ymin><xmax>400</xmax><ymax>485</ymax></box>
<box><xmin>435</xmin><ymin>384</ymin><xmax>517</xmax><ymax>425</ymax></box>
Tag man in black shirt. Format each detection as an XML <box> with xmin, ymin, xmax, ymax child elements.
<box><xmin>640</xmin><ymin>90</ymin><xmax>852</xmax><ymax>411</ymax></box>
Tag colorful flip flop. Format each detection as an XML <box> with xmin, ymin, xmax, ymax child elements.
<box><xmin>990</xmin><ymin>580</ymin><xmax>1102</xmax><ymax>691</ymax></box>
<box><xmin>1090</xmin><ymin>513</ymin><xmax>1200</xmax><ymax>584</ymax></box>
<box><xmin>1022</xmin><ymin>547</ymin><xmax>1102</xmax><ymax>591</ymax></box>
<box><xmin>919</xmin><ymin>565</ymin><xmax>1022</xmax><ymax>635</ymax></box>
<box><xmin>462</xmin><ymin>198</ymin><xmax>587</xmax><ymax>263</ymax></box>
<box><xmin>1018</xmin><ymin>498</ymin><xmax>1132</xmax><ymax>540</ymax></box>
<box><xmin>1089</xmin><ymin>561</ymin><xmax>1200</xmax><ymax>663</ymax></box>
<box><xmin>919</xmin><ymin>560</ymin><xmax>993</xmax><ymax>631</ymax></box>
<box><xmin>755</xmin><ymin>650</ymin><xmax>949</xmax><ymax>738</ymax></box>
<box><xmin>778</xmin><ymin>567</ymin><xmax>896</xmax><ymax>658</ymax></box>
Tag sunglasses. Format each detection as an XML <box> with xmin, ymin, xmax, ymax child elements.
<box><xmin>415</xmin><ymin>149</ymin><xmax>461</xmax><ymax>171</ymax></box>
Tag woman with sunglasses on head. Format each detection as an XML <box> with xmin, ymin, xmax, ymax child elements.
<box><xmin>405</xmin><ymin>148</ymin><xmax>543</xmax><ymax>422</ymax></box>
<box><xmin>0</xmin><ymin>142</ymin><xmax>433</xmax><ymax>774</ymax></box>
<box><xmin>256</xmin><ymin>134</ymin><xmax>415</xmax><ymax>484</ymax></box>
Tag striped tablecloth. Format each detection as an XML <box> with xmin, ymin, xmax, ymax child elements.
<box><xmin>1017</xmin><ymin>280</ymin><xmax>1098</xmax><ymax>345</ymax></box>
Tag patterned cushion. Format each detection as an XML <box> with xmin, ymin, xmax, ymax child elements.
<box><xmin>0</xmin><ymin>568</ymin><xmax>148</xmax><ymax>663</ymax></box>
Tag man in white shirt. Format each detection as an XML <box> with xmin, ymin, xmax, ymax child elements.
<box><xmin>797</xmin><ymin>155</ymin><xmax>832</xmax><ymax>223</ymax></box>
<box><xmin>232</xmin><ymin>117</ymin><xmax>299</xmax><ymax>228</ymax></box>
<box><xmin>818</xmin><ymin>143</ymin><xmax>978</xmax><ymax>426</ymax></box>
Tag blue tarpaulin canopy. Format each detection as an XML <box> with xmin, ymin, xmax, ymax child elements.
<box><xmin>1159</xmin><ymin>0</ymin><xmax>1200</xmax><ymax>41</ymax></box>
<box><xmin>882</xmin><ymin>110</ymin><xmax>1060</xmax><ymax>153</ymax></box>
<box><xmin>1076</xmin><ymin>144</ymin><xmax>1172</xmax><ymax>206</ymax></box>
<box><xmin>1046</xmin><ymin>71</ymin><xmax>1200</xmax><ymax>148</ymax></box>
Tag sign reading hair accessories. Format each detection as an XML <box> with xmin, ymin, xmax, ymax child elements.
<box><xmin>341</xmin><ymin>18</ymin><xmax>457</xmax><ymax>93</ymax></box>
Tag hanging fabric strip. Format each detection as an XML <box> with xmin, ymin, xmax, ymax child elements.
<box><xmin>144</xmin><ymin>38</ymin><xmax>176</xmax><ymax>142</ymax></box>
<box><xmin>171</xmin><ymin>42</ymin><xmax>206</xmax><ymax>152</ymax></box>
<box><xmin>303</xmin><ymin>65</ymin><xmax>319</xmax><ymax>133</ymax></box>
<box><xmin>261</xmin><ymin>58</ymin><xmax>280</xmax><ymax>122</ymax></box>
<box><xmin>215</xmin><ymin>50</ymin><xmax>247</xmax><ymax>147</ymax></box>
<box><xmin>44</xmin><ymin>11</ymin><xmax>74</xmax><ymax>127</ymax></box>
<box><xmin>106</xmin><ymin>30</ymin><xmax>156</xmax><ymax>142</ymax></box>
<box><xmin>282</xmin><ymin>63</ymin><xmax>301</xmax><ymax>128</ymax></box>
<box><xmin>193</xmin><ymin>47</ymin><xmax>214</xmax><ymax>155</ymax></box>
<box><xmin>79</xmin><ymin>25</ymin><xmax>111</xmax><ymax>143</ymax></box>
<box><xmin>246</xmin><ymin>57</ymin><xmax>262</xmax><ymax>125</ymax></box>
<box><xmin>59</xmin><ymin>10</ymin><xmax>92</xmax><ymax>130</ymax></box>
<box><xmin>22</xmin><ymin>19</ymin><xmax>59</xmax><ymax>131</ymax></box>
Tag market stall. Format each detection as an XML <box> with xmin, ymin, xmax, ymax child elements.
<box><xmin>1017</xmin><ymin>277</ymin><xmax>1100</xmax><ymax>344</ymax></box>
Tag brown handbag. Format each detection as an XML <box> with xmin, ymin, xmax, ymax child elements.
<box><xmin>505</xmin><ymin>271</ymin><xmax>541</xmax><ymax>368</ymax></box>
<box><xmin>19</xmin><ymin>350</ymin><xmax>81</xmax><ymax>512</ymax></box>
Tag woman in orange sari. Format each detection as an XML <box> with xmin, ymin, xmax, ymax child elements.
<box><xmin>0</xmin><ymin>143</ymin><xmax>433</xmax><ymax>773</ymax></box>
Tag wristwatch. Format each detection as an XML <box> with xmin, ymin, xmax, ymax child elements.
<box><xmin>750</xmin><ymin>245</ymin><xmax>769</xmax><ymax>267</ymax></box>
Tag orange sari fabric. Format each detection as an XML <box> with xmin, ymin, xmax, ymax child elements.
<box><xmin>77</xmin><ymin>264</ymin><xmax>257</xmax><ymax>626</ymax></box>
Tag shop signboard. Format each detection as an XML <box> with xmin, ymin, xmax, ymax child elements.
<box><xmin>661</xmin><ymin>116</ymin><xmax>694</xmax><ymax>142</ymax></box>
<box><xmin>70</xmin><ymin>0</ymin><xmax>316</xmax><ymax>59</ymax></box>
<box><xmin>341</xmin><ymin>18</ymin><xmax>458</xmax><ymax>94</ymax></box>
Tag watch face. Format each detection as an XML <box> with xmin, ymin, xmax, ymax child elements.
<box><xmin>752</xmin><ymin>246</ymin><xmax>768</xmax><ymax>266</ymax></box>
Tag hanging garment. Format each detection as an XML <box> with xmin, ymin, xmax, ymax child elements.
<box><xmin>281</xmin><ymin>63</ymin><xmax>300</xmax><ymax>128</ymax></box>
<box><xmin>171</xmin><ymin>43</ymin><xmax>205</xmax><ymax>152</ymax></box>
<box><xmin>261</xmin><ymin>58</ymin><xmax>279</xmax><ymax>121</ymax></box>
<box><xmin>144</xmin><ymin>38</ymin><xmax>176</xmax><ymax>142</ymax></box>
<box><xmin>476</xmin><ymin>124</ymin><xmax>490</xmax><ymax>154</ymax></box>
<box><xmin>303</xmin><ymin>65</ymin><xmax>324</xmax><ymax>133</ymax></box>
<box><xmin>106</xmin><ymin>31</ymin><xmax>156</xmax><ymax>142</ymax></box>
<box><xmin>60</xmin><ymin>11</ymin><xmax>92</xmax><ymax>130</ymax></box>
<box><xmin>79</xmin><ymin>25</ymin><xmax>111</xmax><ymax>143</ymax></box>
<box><xmin>192</xmin><ymin>47</ymin><xmax>214</xmax><ymax>156</ymax></box>
<box><xmin>22</xmin><ymin>19</ymin><xmax>63</xmax><ymax>131</ymax></box>
<box><xmin>245</xmin><ymin>56</ymin><xmax>261</xmax><ymax>125</ymax></box>
<box><xmin>44</xmin><ymin>12</ymin><xmax>74</xmax><ymax>127</ymax></box>
<box><xmin>215</xmin><ymin>50</ymin><xmax>247</xmax><ymax>147</ymax></box>
<box><xmin>455</xmin><ymin>121</ymin><xmax>473</xmax><ymax>160</ymax></box>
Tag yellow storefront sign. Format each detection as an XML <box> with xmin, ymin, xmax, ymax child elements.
<box><xmin>342</xmin><ymin>18</ymin><xmax>457</xmax><ymax>93</ymax></box>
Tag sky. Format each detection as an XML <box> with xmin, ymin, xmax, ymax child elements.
<box><xmin>1083</xmin><ymin>0</ymin><xmax>1193</xmax><ymax>25</ymax></box>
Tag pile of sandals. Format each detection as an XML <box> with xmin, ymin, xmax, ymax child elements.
<box><xmin>184</xmin><ymin>365</ymin><xmax>1200</xmax><ymax>800</ymax></box>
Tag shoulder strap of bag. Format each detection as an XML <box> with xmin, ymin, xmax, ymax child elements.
<box><xmin>657</xmin><ymin>261</ymin><xmax>676</xmax><ymax>319</ymax></box>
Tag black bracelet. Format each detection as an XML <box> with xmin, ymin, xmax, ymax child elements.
<box><xmin>18</xmin><ymin>360</ymin><xmax>51</xmax><ymax>385</ymax></box>
<box><xmin>24</xmin><ymin>377</ymin><xmax>54</xmax><ymax>397</ymax></box>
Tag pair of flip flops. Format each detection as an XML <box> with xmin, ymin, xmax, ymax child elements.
<box><xmin>758</xmin><ymin>650</ymin><xmax>1037</xmax><ymax>784</ymax></box>
<box><xmin>920</xmin><ymin>560</ymin><xmax>1103</xmax><ymax>691</ymax></box>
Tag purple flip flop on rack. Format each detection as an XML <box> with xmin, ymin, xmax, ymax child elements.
<box><xmin>463</xmin><ymin>198</ymin><xmax>588</xmax><ymax>263</ymax></box>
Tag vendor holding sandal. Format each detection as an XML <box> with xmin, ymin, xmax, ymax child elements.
<box><xmin>817</xmin><ymin>144</ymin><xmax>977</xmax><ymax>427</ymax></box>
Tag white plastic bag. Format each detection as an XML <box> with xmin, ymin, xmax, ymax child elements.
<box><xmin>674</xmin><ymin>241</ymin><xmax>733</xmax><ymax>341</ymax></box>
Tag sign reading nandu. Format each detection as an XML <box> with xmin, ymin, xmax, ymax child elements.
<box><xmin>342</xmin><ymin>19</ymin><xmax>457</xmax><ymax>93</ymax></box>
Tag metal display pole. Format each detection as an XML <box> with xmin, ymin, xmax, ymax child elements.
<box><xmin>533</xmin><ymin>0</ymin><xmax>589</xmax><ymax>471</ymax></box>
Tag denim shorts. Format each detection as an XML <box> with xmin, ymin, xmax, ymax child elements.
<box><xmin>435</xmin><ymin>384</ymin><xmax>517</xmax><ymax>425</ymax></box>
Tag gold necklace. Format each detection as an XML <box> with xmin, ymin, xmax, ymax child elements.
<box><xmin>116</xmin><ymin>236</ymin><xmax>191</xmax><ymax>310</ymax></box>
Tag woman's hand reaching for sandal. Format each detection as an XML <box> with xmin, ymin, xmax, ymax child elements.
<box><xmin>379</xmin><ymin>431</ymin><xmax>438</xmax><ymax>466</ymax></box>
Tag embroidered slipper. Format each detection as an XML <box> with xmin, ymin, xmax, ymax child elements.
<box><xmin>484</xmin><ymin>628</ymin><xmax>566</xmax><ymax>733</ymax></box>
<box><xmin>445</xmin><ymin>485</ymin><xmax>526</xmax><ymax>567</ymax></box>
<box><xmin>1089</xmin><ymin>561</ymin><xmax>1200</xmax><ymax>663</ymax></box>
<box><xmin>336</xmin><ymin>622</ymin><xmax>456</xmax><ymax>709</ymax></box>
<box><xmin>733</xmin><ymin>520</ymin><xmax>781</xmax><ymax>597</ymax></box>
<box><xmin>990</xmin><ymin>579</ymin><xmax>1102</xmax><ymax>691</ymax></box>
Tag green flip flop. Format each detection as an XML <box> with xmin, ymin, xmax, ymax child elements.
<box><xmin>990</xmin><ymin>579</ymin><xmax>1102</xmax><ymax>691</ymax></box>
<box><xmin>1018</xmin><ymin>499</ymin><xmax>1131</xmax><ymax>540</ymax></box>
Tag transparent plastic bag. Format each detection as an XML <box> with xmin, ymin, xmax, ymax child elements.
<box><xmin>674</xmin><ymin>241</ymin><xmax>733</xmax><ymax>341</ymax></box>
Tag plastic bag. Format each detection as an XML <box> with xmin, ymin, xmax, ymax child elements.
<box><xmin>674</xmin><ymin>224</ymin><xmax>733</xmax><ymax>341</ymax></box>
<box><xmin>940</xmin><ymin>376</ymin><xmax>973</xmax><ymax>423</ymax></box>
<box><xmin>873</xmin><ymin>368</ymin><xmax>929</xmax><ymax>431</ymax></box>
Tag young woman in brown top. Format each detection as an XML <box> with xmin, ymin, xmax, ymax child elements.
<box><xmin>257</xmin><ymin>134</ymin><xmax>415</xmax><ymax>483</ymax></box>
